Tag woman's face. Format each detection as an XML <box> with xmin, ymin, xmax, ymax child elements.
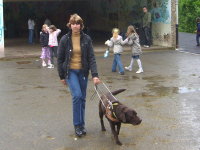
<box><xmin>71</xmin><ymin>23</ymin><xmax>81</xmax><ymax>33</ymax></box>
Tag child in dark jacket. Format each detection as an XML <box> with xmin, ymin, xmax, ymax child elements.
<box><xmin>196</xmin><ymin>17</ymin><xmax>200</xmax><ymax>46</ymax></box>
<box><xmin>40</xmin><ymin>24</ymin><xmax>51</xmax><ymax>67</ymax></box>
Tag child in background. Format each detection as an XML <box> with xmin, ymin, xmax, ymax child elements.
<box><xmin>105</xmin><ymin>28</ymin><xmax>128</xmax><ymax>75</ymax></box>
<box><xmin>124</xmin><ymin>25</ymin><xmax>143</xmax><ymax>73</ymax></box>
<box><xmin>48</xmin><ymin>25</ymin><xmax>61</xmax><ymax>68</ymax></box>
<box><xmin>40</xmin><ymin>24</ymin><xmax>51</xmax><ymax>67</ymax></box>
<box><xmin>196</xmin><ymin>17</ymin><xmax>200</xmax><ymax>46</ymax></box>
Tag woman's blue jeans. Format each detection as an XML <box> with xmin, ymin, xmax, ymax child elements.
<box><xmin>112</xmin><ymin>54</ymin><xmax>124</xmax><ymax>73</ymax></box>
<box><xmin>66</xmin><ymin>69</ymin><xmax>88</xmax><ymax>127</ymax></box>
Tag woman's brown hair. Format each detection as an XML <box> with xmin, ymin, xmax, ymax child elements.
<box><xmin>126</xmin><ymin>25</ymin><xmax>138</xmax><ymax>37</ymax></box>
<box><xmin>67</xmin><ymin>14</ymin><xmax>84</xmax><ymax>30</ymax></box>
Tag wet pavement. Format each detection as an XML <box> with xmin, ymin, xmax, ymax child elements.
<box><xmin>178</xmin><ymin>32</ymin><xmax>200</xmax><ymax>54</ymax></box>
<box><xmin>0</xmin><ymin>50</ymin><xmax>200</xmax><ymax>150</ymax></box>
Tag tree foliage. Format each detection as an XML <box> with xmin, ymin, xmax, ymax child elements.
<box><xmin>179</xmin><ymin>0</ymin><xmax>200</xmax><ymax>33</ymax></box>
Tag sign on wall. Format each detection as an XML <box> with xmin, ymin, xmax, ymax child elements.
<box><xmin>151</xmin><ymin>0</ymin><xmax>171</xmax><ymax>24</ymax></box>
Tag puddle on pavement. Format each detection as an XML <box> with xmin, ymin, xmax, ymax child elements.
<box><xmin>129</xmin><ymin>85</ymin><xmax>200</xmax><ymax>98</ymax></box>
<box><xmin>106</xmin><ymin>76</ymin><xmax>130</xmax><ymax>81</ymax></box>
<box><xmin>104</xmin><ymin>75</ymin><xmax>141</xmax><ymax>82</ymax></box>
<box><xmin>34</xmin><ymin>86</ymin><xmax>46</xmax><ymax>89</ymax></box>
<box><xmin>17</xmin><ymin>66</ymin><xmax>41</xmax><ymax>69</ymax></box>
<box><xmin>127</xmin><ymin>92</ymin><xmax>159</xmax><ymax>98</ymax></box>
<box><xmin>132</xmin><ymin>76</ymin><xmax>140</xmax><ymax>80</ymax></box>
<box><xmin>41</xmin><ymin>134</ymin><xmax>55</xmax><ymax>140</ymax></box>
<box><xmin>59</xmin><ymin>89</ymin><xmax>69</xmax><ymax>94</ymax></box>
<box><xmin>106</xmin><ymin>80</ymin><xmax>113</xmax><ymax>84</ymax></box>
<box><xmin>46</xmin><ymin>136</ymin><xmax>55</xmax><ymax>140</ymax></box>
<box><xmin>143</xmin><ymin>75</ymin><xmax>178</xmax><ymax>82</ymax></box>
<box><xmin>55</xmin><ymin>147</ymin><xmax>74</xmax><ymax>150</ymax></box>
<box><xmin>143</xmin><ymin>75</ymin><xmax>165</xmax><ymax>81</ymax></box>
<box><xmin>16</xmin><ymin>61</ymin><xmax>32</xmax><ymax>64</ymax></box>
<box><xmin>178</xmin><ymin>87</ymin><xmax>200</xmax><ymax>94</ymax></box>
<box><xmin>105</xmin><ymin>75</ymin><xmax>199</xmax><ymax>98</ymax></box>
<box><xmin>147</xmin><ymin>84</ymin><xmax>178</xmax><ymax>97</ymax></box>
<box><xmin>134</xmin><ymin>75</ymin><xmax>180</xmax><ymax>98</ymax></box>
<box><xmin>129</xmin><ymin>84</ymin><xmax>178</xmax><ymax>98</ymax></box>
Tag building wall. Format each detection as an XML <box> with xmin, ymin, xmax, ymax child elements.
<box><xmin>0</xmin><ymin>0</ymin><xmax>4</xmax><ymax>48</ymax></box>
<box><xmin>3</xmin><ymin>0</ymin><xmax>176</xmax><ymax>48</ymax></box>
<box><xmin>151</xmin><ymin>0</ymin><xmax>172</xmax><ymax>47</ymax></box>
<box><xmin>90</xmin><ymin>0</ymin><xmax>176</xmax><ymax>48</ymax></box>
<box><xmin>89</xmin><ymin>0</ymin><xmax>143</xmax><ymax>32</ymax></box>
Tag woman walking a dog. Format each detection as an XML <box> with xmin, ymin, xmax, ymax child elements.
<box><xmin>57</xmin><ymin>14</ymin><xmax>100</xmax><ymax>137</ymax></box>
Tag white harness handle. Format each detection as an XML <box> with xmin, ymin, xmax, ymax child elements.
<box><xmin>94</xmin><ymin>82</ymin><xmax>118</xmax><ymax>108</ymax></box>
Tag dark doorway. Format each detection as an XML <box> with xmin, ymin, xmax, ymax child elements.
<box><xmin>4</xmin><ymin>1</ymin><xmax>94</xmax><ymax>39</ymax></box>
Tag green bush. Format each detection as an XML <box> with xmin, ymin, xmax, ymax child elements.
<box><xmin>179</xmin><ymin>0</ymin><xmax>200</xmax><ymax>33</ymax></box>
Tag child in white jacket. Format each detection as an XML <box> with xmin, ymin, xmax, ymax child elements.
<box><xmin>48</xmin><ymin>25</ymin><xmax>61</xmax><ymax>68</ymax></box>
<box><xmin>105</xmin><ymin>28</ymin><xmax>128</xmax><ymax>75</ymax></box>
<box><xmin>125</xmin><ymin>25</ymin><xmax>143</xmax><ymax>73</ymax></box>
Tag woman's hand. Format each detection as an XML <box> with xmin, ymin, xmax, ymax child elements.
<box><xmin>60</xmin><ymin>79</ymin><xmax>66</xmax><ymax>85</ymax></box>
<box><xmin>93</xmin><ymin>77</ymin><xmax>101</xmax><ymax>85</ymax></box>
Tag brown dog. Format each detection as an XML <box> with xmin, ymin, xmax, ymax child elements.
<box><xmin>99</xmin><ymin>89</ymin><xmax>142</xmax><ymax>145</ymax></box>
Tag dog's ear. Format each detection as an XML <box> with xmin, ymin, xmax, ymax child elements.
<box><xmin>111</xmin><ymin>89</ymin><xmax>126</xmax><ymax>96</ymax></box>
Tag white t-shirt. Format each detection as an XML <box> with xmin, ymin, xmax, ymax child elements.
<box><xmin>28</xmin><ymin>19</ymin><xmax>35</xmax><ymax>30</ymax></box>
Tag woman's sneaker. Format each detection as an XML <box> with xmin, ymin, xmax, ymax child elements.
<box><xmin>47</xmin><ymin>64</ymin><xmax>54</xmax><ymax>69</ymax></box>
<box><xmin>74</xmin><ymin>126</ymin><xmax>83</xmax><ymax>137</ymax></box>
<box><xmin>81</xmin><ymin>126</ymin><xmax>87</xmax><ymax>135</ymax></box>
<box><xmin>125</xmin><ymin>66</ymin><xmax>132</xmax><ymax>71</ymax></box>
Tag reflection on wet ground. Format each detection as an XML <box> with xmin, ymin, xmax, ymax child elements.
<box><xmin>16</xmin><ymin>61</ymin><xmax>32</xmax><ymax>64</ymax></box>
<box><xmin>178</xmin><ymin>87</ymin><xmax>200</xmax><ymax>94</ymax></box>
<box><xmin>1</xmin><ymin>51</ymin><xmax>200</xmax><ymax>150</ymax></box>
<box><xmin>104</xmin><ymin>74</ymin><xmax>200</xmax><ymax>99</ymax></box>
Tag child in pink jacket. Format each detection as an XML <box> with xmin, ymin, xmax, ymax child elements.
<box><xmin>48</xmin><ymin>25</ymin><xmax>61</xmax><ymax>68</ymax></box>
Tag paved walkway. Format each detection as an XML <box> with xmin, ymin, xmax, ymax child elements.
<box><xmin>178</xmin><ymin>32</ymin><xmax>200</xmax><ymax>54</ymax></box>
<box><xmin>1</xmin><ymin>32</ymin><xmax>199</xmax><ymax>59</ymax></box>
<box><xmin>0</xmin><ymin>50</ymin><xmax>200</xmax><ymax>150</ymax></box>
<box><xmin>0</xmin><ymin>38</ymin><xmax>171</xmax><ymax>59</ymax></box>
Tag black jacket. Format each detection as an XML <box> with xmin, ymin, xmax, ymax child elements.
<box><xmin>40</xmin><ymin>31</ymin><xmax>49</xmax><ymax>47</ymax></box>
<box><xmin>57</xmin><ymin>30</ymin><xmax>98</xmax><ymax>80</ymax></box>
<box><xmin>197</xmin><ymin>22</ymin><xmax>200</xmax><ymax>34</ymax></box>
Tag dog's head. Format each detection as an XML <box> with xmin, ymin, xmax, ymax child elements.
<box><xmin>112</xmin><ymin>89</ymin><xmax>142</xmax><ymax>125</ymax></box>
<box><xmin>116</xmin><ymin>106</ymin><xmax>142</xmax><ymax>125</ymax></box>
